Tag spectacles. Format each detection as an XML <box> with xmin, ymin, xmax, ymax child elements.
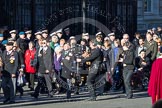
<box><xmin>42</xmin><ymin>42</ymin><xmax>46</xmax><ymax>44</ymax></box>
<box><xmin>123</xmin><ymin>38</ymin><xmax>129</xmax><ymax>39</ymax></box>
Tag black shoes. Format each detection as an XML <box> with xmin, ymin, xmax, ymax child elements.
<box><xmin>86</xmin><ymin>97</ymin><xmax>96</xmax><ymax>101</ymax></box>
<box><xmin>31</xmin><ymin>91</ymin><xmax>54</xmax><ymax>98</ymax></box>
<box><xmin>3</xmin><ymin>98</ymin><xmax>10</xmax><ymax>104</ymax></box>
<box><xmin>126</xmin><ymin>94</ymin><xmax>133</xmax><ymax>99</ymax></box>
<box><xmin>74</xmin><ymin>91</ymin><xmax>79</xmax><ymax>95</ymax></box>
<box><xmin>48</xmin><ymin>92</ymin><xmax>54</xmax><ymax>98</ymax></box>
<box><xmin>66</xmin><ymin>90</ymin><xmax>71</xmax><ymax>99</ymax></box>
<box><xmin>66</xmin><ymin>95</ymin><xmax>71</xmax><ymax>99</ymax></box>
<box><xmin>30</xmin><ymin>93</ymin><xmax>38</xmax><ymax>99</ymax></box>
<box><xmin>30</xmin><ymin>88</ymin><xmax>34</xmax><ymax>91</ymax></box>
<box><xmin>19</xmin><ymin>92</ymin><xmax>23</xmax><ymax>98</ymax></box>
<box><xmin>54</xmin><ymin>91</ymin><xmax>60</xmax><ymax>95</ymax></box>
<box><xmin>3</xmin><ymin>99</ymin><xmax>15</xmax><ymax>104</ymax></box>
<box><xmin>8</xmin><ymin>101</ymin><xmax>15</xmax><ymax>104</ymax></box>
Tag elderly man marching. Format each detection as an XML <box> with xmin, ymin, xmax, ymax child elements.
<box><xmin>1</xmin><ymin>42</ymin><xmax>19</xmax><ymax>104</ymax></box>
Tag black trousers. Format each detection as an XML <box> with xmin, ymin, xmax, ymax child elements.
<box><xmin>54</xmin><ymin>70</ymin><xmax>61</xmax><ymax>92</ymax></box>
<box><xmin>66</xmin><ymin>78</ymin><xmax>72</xmax><ymax>98</ymax></box>
<box><xmin>1</xmin><ymin>77</ymin><xmax>16</xmax><ymax>101</ymax></box>
<box><xmin>123</xmin><ymin>69</ymin><xmax>133</xmax><ymax>97</ymax></box>
<box><xmin>87</xmin><ymin>72</ymin><xmax>98</xmax><ymax>98</ymax></box>
<box><xmin>34</xmin><ymin>73</ymin><xmax>52</xmax><ymax>95</ymax></box>
<box><xmin>60</xmin><ymin>77</ymin><xmax>72</xmax><ymax>98</ymax></box>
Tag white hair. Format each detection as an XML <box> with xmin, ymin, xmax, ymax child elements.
<box><xmin>54</xmin><ymin>46</ymin><xmax>63</xmax><ymax>53</ymax></box>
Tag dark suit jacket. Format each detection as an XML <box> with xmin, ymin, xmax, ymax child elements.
<box><xmin>82</xmin><ymin>48</ymin><xmax>102</xmax><ymax>66</ymax></box>
<box><xmin>2</xmin><ymin>50</ymin><xmax>19</xmax><ymax>77</ymax></box>
<box><xmin>132</xmin><ymin>38</ymin><xmax>139</xmax><ymax>48</ymax></box>
<box><xmin>102</xmin><ymin>48</ymin><xmax>111</xmax><ymax>72</ymax></box>
<box><xmin>61</xmin><ymin>50</ymin><xmax>74</xmax><ymax>79</ymax></box>
<box><xmin>82</xmin><ymin>48</ymin><xmax>102</xmax><ymax>74</ymax></box>
<box><xmin>17</xmin><ymin>50</ymin><xmax>25</xmax><ymax>68</ymax></box>
<box><xmin>123</xmin><ymin>49</ymin><xmax>135</xmax><ymax>70</ymax></box>
<box><xmin>33</xmin><ymin>46</ymin><xmax>53</xmax><ymax>72</ymax></box>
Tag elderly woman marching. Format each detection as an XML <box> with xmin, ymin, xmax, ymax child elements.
<box><xmin>53</xmin><ymin>46</ymin><xmax>63</xmax><ymax>94</ymax></box>
<box><xmin>24</xmin><ymin>41</ymin><xmax>36</xmax><ymax>91</ymax></box>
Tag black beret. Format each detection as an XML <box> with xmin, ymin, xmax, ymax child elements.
<box><xmin>6</xmin><ymin>42</ymin><xmax>14</xmax><ymax>46</ymax></box>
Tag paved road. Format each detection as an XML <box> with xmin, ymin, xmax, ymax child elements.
<box><xmin>0</xmin><ymin>90</ymin><xmax>152</xmax><ymax>108</ymax></box>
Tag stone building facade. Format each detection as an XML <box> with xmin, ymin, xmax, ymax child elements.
<box><xmin>137</xmin><ymin>0</ymin><xmax>162</xmax><ymax>32</ymax></box>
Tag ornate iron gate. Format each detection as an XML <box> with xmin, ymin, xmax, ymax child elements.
<box><xmin>0</xmin><ymin>0</ymin><xmax>137</xmax><ymax>38</ymax></box>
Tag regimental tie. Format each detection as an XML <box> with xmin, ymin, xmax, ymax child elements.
<box><xmin>43</xmin><ymin>49</ymin><xmax>47</xmax><ymax>54</ymax></box>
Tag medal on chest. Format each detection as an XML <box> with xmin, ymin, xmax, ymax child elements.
<box><xmin>9</xmin><ymin>52</ymin><xmax>15</xmax><ymax>64</ymax></box>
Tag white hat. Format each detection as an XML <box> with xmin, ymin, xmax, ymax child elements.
<box><xmin>9</xmin><ymin>30</ymin><xmax>17</xmax><ymax>34</ymax></box>
<box><xmin>152</xmin><ymin>27</ymin><xmax>156</xmax><ymax>31</ymax></box>
<box><xmin>104</xmin><ymin>37</ymin><xmax>109</xmax><ymax>41</ymax></box>
<box><xmin>108</xmin><ymin>33</ymin><xmax>115</xmax><ymax>37</ymax></box>
<box><xmin>34</xmin><ymin>31</ymin><xmax>42</xmax><ymax>35</ymax></box>
<box><xmin>82</xmin><ymin>33</ymin><xmax>89</xmax><ymax>36</ymax></box>
<box><xmin>56</xmin><ymin>29</ymin><xmax>63</xmax><ymax>33</ymax></box>
<box><xmin>25</xmin><ymin>30</ymin><xmax>32</xmax><ymax>34</ymax></box>
<box><xmin>96</xmin><ymin>32</ymin><xmax>102</xmax><ymax>37</ymax></box>
<box><xmin>70</xmin><ymin>36</ymin><xmax>75</xmax><ymax>39</ymax></box>
<box><xmin>64</xmin><ymin>28</ymin><xmax>70</xmax><ymax>31</ymax></box>
<box><xmin>50</xmin><ymin>32</ymin><xmax>56</xmax><ymax>37</ymax></box>
<box><xmin>42</xmin><ymin>29</ymin><xmax>48</xmax><ymax>33</ymax></box>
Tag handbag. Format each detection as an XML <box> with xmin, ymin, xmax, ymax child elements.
<box><xmin>28</xmin><ymin>50</ymin><xmax>35</xmax><ymax>67</ymax></box>
<box><xmin>30</xmin><ymin>58</ymin><xmax>34</xmax><ymax>66</ymax></box>
<box><xmin>17</xmin><ymin>74</ymin><xmax>26</xmax><ymax>86</ymax></box>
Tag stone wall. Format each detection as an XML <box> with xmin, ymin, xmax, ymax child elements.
<box><xmin>137</xmin><ymin>0</ymin><xmax>162</xmax><ymax>32</ymax></box>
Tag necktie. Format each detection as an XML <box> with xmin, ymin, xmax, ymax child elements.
<box><xmin>43</xmin><ymin>49</ymin><xmax>46</xmax><ymax>54</ymax></box>
<box><xmin>7</xmin><ymin>51</ymin><xmax>10</xmax><ymax>55</ymax></box>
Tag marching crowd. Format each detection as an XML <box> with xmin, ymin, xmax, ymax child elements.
<box><xmin>0</xmin><ymin>26</ymin><xmax>162</xmax><ymax>104</ymax></box>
